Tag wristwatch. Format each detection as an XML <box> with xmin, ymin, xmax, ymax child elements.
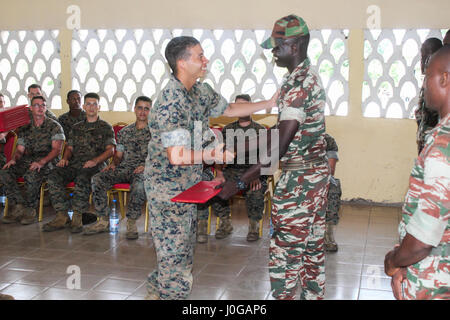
<box><xmin>236</xmin><ymin>178</ymin><xmax>247</xmax><ymax>191</ymax></box>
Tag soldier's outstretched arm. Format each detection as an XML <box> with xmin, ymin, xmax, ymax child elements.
<box><xmin>217</xmin><ymin>119</ymin><xmax>299</xmax><ymax>200</ymax></box>
<box><xmin>222</xmin><ymin>90</ymin><xmax>279</xmax><ymax>118</ymax></box>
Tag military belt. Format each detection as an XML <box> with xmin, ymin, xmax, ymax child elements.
<box><xmin>430</xmin><ymin>244</ymin><xmax>450</xmax><ymax>257</ymax></box>
<box><xmin>280</xmin><ymin>157</ymin><xmax>327</xmax><ymax>171</ymax></box>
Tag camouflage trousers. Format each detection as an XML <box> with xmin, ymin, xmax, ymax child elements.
<box><xmin>269</xmin><ymin>164</ymin><xmax>330</xmax><ymax>300</ymax></box>
<box><xmin>91</xmin><ymin>166</ymin><xmax>145</xmax><ymax>219</ymax></box>
<box><xmin>145</xmin><ymin>185</ymin><xmax>197</xmax><ymax>300</ymax></box>
<box><xmin>47</xmin><ymin>165</ymin><xmax>100</xmax><ymax>213</ymax></box>
<box><xmin>326</xmin><ymin>176</ymin><xmax>342</xmax><ymax>225</ymax></box>
<box><xmin>197</xmin><ymin>167</ymin><xmax>268</xmax><ymax>222</ymax></box>
<box><xmin>0</xmin><ymin>158</ymin><xmax>51</xmax><ymax>208</ymax></box>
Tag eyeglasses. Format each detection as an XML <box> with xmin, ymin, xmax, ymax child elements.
<box><xmin>31</xmin><ymin>103</ymin><xmax>46</xmax><ymax>108</ymax></box>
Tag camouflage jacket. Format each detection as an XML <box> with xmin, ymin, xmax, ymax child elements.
<box><xmin>415</xmin><ymin>87</ymin><xmax>439</xmax><ymax>155</ymax></box>
<box><xmin>222</xmin><ymin>120</ymin><xmax>266</xmax><ymax>170</ymax></box>
<box><xmin>399</xmin><ymin>112</ymin><xmax>450</xmax><ymax>300</ymax></box>
<box><xmin>67</xmin><ymin>116</ymin><xmax>116</xmax><ymax>170</ymax></box>
<box><xmin>116</xmin><ymin>122</ymin><xmax>151</xmax><ymax>169</ymax></box>
<box><xmin>145</xmin><ymin>74</ymin><xmax>228</xmax><ymax>201</ymax></box>
<box><xmin>58</xmin><ymin>110</ymin><xmax>86</xmax><ymax>140</ymax></box>
<box><xmin>17</xmin><ymin>116</ymin><xmax>65</xmax><ymax>167</ymax></box>
<box><xmin>277</xmin><ymin>58</ymin><xmax>327</xmax><ymax>163</ymax></box>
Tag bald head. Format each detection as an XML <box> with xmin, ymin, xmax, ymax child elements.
<box><xmin>423</xmin><ymin>45</ymin><xmax>450</xmax><ymax>116</ymax></box>
<box><xmin>421</xmin><ymin>38</ymin><xmax>443</xmax><ymax>74</ymax></box>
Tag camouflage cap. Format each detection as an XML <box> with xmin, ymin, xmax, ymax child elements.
<box><xmin>261</xmin><ymin>14</ymin><xmax>309</xmax><ymax>49</ymax></box>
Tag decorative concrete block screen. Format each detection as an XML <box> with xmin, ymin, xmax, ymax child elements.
<box><xmin>0</xmin><ymin>30</ymin><xmax>61</xmax><ymax>109</ymax></box>
<box><xmin>362</xmin><ymin>29</ymin><xmax>446</xmax><ymax>118</ymax></box>
<box><xmin>72</xmin><ymin>28</ymin><xmax>349</xmax><ymax>115</ymax></box>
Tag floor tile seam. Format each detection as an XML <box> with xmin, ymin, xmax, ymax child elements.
<box><xmin>357</xmin><ymin>207</ymin><xmax>372</xmax><ymax>300</ymax></box>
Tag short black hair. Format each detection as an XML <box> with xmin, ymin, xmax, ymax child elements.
<box><xmin>67</xmin><ymin>90</ymin><xmax>82</xmax><ymax>100</ymax></box>
<box><xmin>422</xmin><ymin>37</ymin><xmax>443</xmax><ymax>54</ymax></box>
<box><xmin>84</xmin><ymin>92</ymin><xmax>100</xmax><ymax>102</ymax></box>
<box><xmin>30</xmin><ymin>95</ymin><xmax>46</xmax><ymax>105</ymax></box>
<box><xmin>28</xmin><ymin>83</ymin><xmax>42</xmax><ymax>92</ymax></box>
<box><xmin>165</xmin><ymin>36</ymin><xmax>200</xmax><ymax>75</ymax></box>
<box><xmin>235</xmin><ymin>94</ymin><xmax>251</xmax><ymax>102</ymax></box>
<box><xmin>135</xmin><ymin>96</ymin><xmax>152</xmax><ymax>106</ymax></box>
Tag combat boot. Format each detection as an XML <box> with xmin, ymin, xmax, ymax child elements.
<box><xmin>215</xmin><ymin>216</ymin><xmax>233</xmax><ymax>239</ymax></box>
<box><xmin>197</xmin><ymin>219</ymin><xmax>208</xmax><ymax>243</ymax></box>
<box><xmin>42</xmin><ymin>211</ymin><xmax>71</xmax><ymax>232</ymax></box>
<box><xmin>20</xmin><ymin>207</ymin><xmax>37</xmax><ymax>225</ymax></box>
<box><xmin>126</xmin><ymin>218</ymin><xmax>138</xmax><ymax>240</ymax></box>
<box><xmin>246</xmin><ymin>219</ymin><xmax>260</xmax><ymax>242</ymax></box>
<box><xmin>324</xmin><ymin>222</ymin><xmax>338</xmax><ymax>252</ymax></box>
<box><xmin>83</xmin><ymin>215</ymin><xmax>109</xmax><ymax>235</ymax></box>
<box><xmin>1</xmin><ymin>203</ymin><xmax>27</xmax><ymax>224</ymax></box>
<box><xmin>70</xmin><ymin>212</ymin><xmax>83</xmax><ymax>233</ymax></box>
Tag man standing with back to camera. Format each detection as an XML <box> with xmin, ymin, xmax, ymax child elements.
<box><xmin>144</xmin><ymin>35</ymin><xmax>278</xmax><ymax>300</ymax></box>
<box><xmin>218</xmin><ymin>15</ymin><xmax>330</xmax><ymax>300</ymax></box>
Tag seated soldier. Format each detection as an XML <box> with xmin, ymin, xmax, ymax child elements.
<box><xmin>57</xmin><ymin>90</ymin><xmax>86</xmax><ymax>141</ymax></box>
<box><xmin>57</xmin><ymin>89</ymin><xmax>95</xmax><ymax>224</ymax></box>
<box><xmin>202</xmin><ymin>94</ymin><xmax>268</xmax><ymax>242</ymax></box>
<box><xmin>0</xmin><ymin>95</ymin><xmax>64</xmax><ymax>224</ymax></box>
<box><xmin>324</xmin><ymin>133</ymin><xmax>342</xmax><ymax>252</ymax></box>
<box><xmin>27</xmin><ymin>84</ymin><xmax>59</xmax><ymax>122</ymax></box>
<box><xmin>85</xmin><ymin>96</ymin><xmax>152</xmax><ymax>239</ymax></box>
<box><xmin>42</xmin><ymin>92</ymin><xmax>116</xmax><ymax>233</ymax></box>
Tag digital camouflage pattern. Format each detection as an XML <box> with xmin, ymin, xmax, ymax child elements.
<box><xmin>269</xmin><ymin>58</ymin><xmax>330</xmax><ymax>300</ymax></box>
<box><xmin>398</xmin><ymin>113</ymin><xmax>450</xmax><ymax>300</ymax></box>
<box><xmin>0</xmin><ymin>136</ymin><xmax>6</xmax><ymax>168</ymax></box>
<box><xmin>0</xmin><ymin>117</ymin><xmax>64</xmax><ymax>208</ymax></box>
<box><xmin>47</xmin><ymin>117</ymin><xmax>116</xmax><ymax>214</ymax></box>
<box><xmin>415</xmin><ymin>88</ymin><xmax>439</xmax><ymax>155</ymax></box>
<box><xmin>324</xmin><ymin>133</ymin><xmax>342</xmax><ymax>225</ymax></box>
<box><xmin>92</xmin><ymin>122</ymin><xmax>151</xmax><ymax>219</ymax></box>
<box><xmin>144</xmin><ymin>74</ymin><xmax>228</xmax><ymax>300</ymax></box>
<box><xmin>57</xmin><ymin>110</ymin><xmax>86</xmax><ymax>140</ymax></box>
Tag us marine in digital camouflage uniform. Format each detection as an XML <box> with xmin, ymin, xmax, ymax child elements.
<box><xmin>43</xmin><ymin>92</ymin><xmax>116</xmax><ymax>233</ymax></box>
<box><xmin>57</xmin><ymin>90</ymin><xmax>86</xmax><ymax>141</ymax></box>
<box><xmin>212</xmin><ymin>95</ymin><xmax>268</xmax><ymax>242</ymax></box>
<box><xmin>85</xmin><ymin>96</ymin><xmax>152</xmax><ymax>239</ymax></box>
<box><xmin>27</xmin><ymin>84</ymin><xmax>59</xmax><ymax>122</ymax></box>
<box><xmin>414</xmin><ymin>38</ymin><xmax>442</xmax><ymax>155</ymax></box>
<box><xmin>324</xmin><ymin>133</ymin><xmax>342</xmax><ymax>252</ymax></box>
<box><xmin>144</xmin><ymin>36</ymin><xmax>277</xmax><ymax>300</ymax></box>
<box><xmin>0</xmin><ymin>96</ymin><xmax>64</xmax><ymax>225</ymax></box>
<box><xmin>218</xmin><ymin>15</ymin><xmax>330</xmax><ymax>300</ymax></box>
<box><xmin>384</xmin><ymin>45</ymin><xmax>450</xmax><ymax>300</ymax></box>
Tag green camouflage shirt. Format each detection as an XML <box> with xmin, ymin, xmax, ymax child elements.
<box><xmin>145</xmin><ymin>74</ymin><xmax>228</xmax><ymax>201</ymax></box>
<box><xmin>116</xmin><ymin>122</ymin><xmax>151</xmax><ymax>169</ymax></box>
<box><xmin>399</xmin><ymin>112</ymin><xmax>450</xmax><ymax>300</ymax></box>
<box><xmin>67</xmin><ymin>116</ymin><xmax>116</xmax><ymax>170</ymax></box>
<box><xmin>58</xmin><ymin>110</ymin><xmax>86</xmax><ymax>140</ymax></box>
<box><xmin>17</xmin><ymin>116</ymin><xmax>65</xmax><ymax>167</ymax></box>
<box><xmin>277</xmin><ymin>58</ymin><xmax>327</xmax><ymax>162</ymax></box>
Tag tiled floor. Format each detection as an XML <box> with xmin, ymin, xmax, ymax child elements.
<box><xmin>0</xmin><ymin>198</ymin><xmax>401</xmax><ymax>300</ymax></box>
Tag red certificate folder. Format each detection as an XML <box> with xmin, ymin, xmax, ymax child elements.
<box><xmin>171</xmin><ymin>181</ymin><xmax>222</xmax><ymax>204</ymax></box>
<box><xmin>0</xmin><ymin>105</ymin><xmax>30</xmax><ymax>132</ymax></box>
